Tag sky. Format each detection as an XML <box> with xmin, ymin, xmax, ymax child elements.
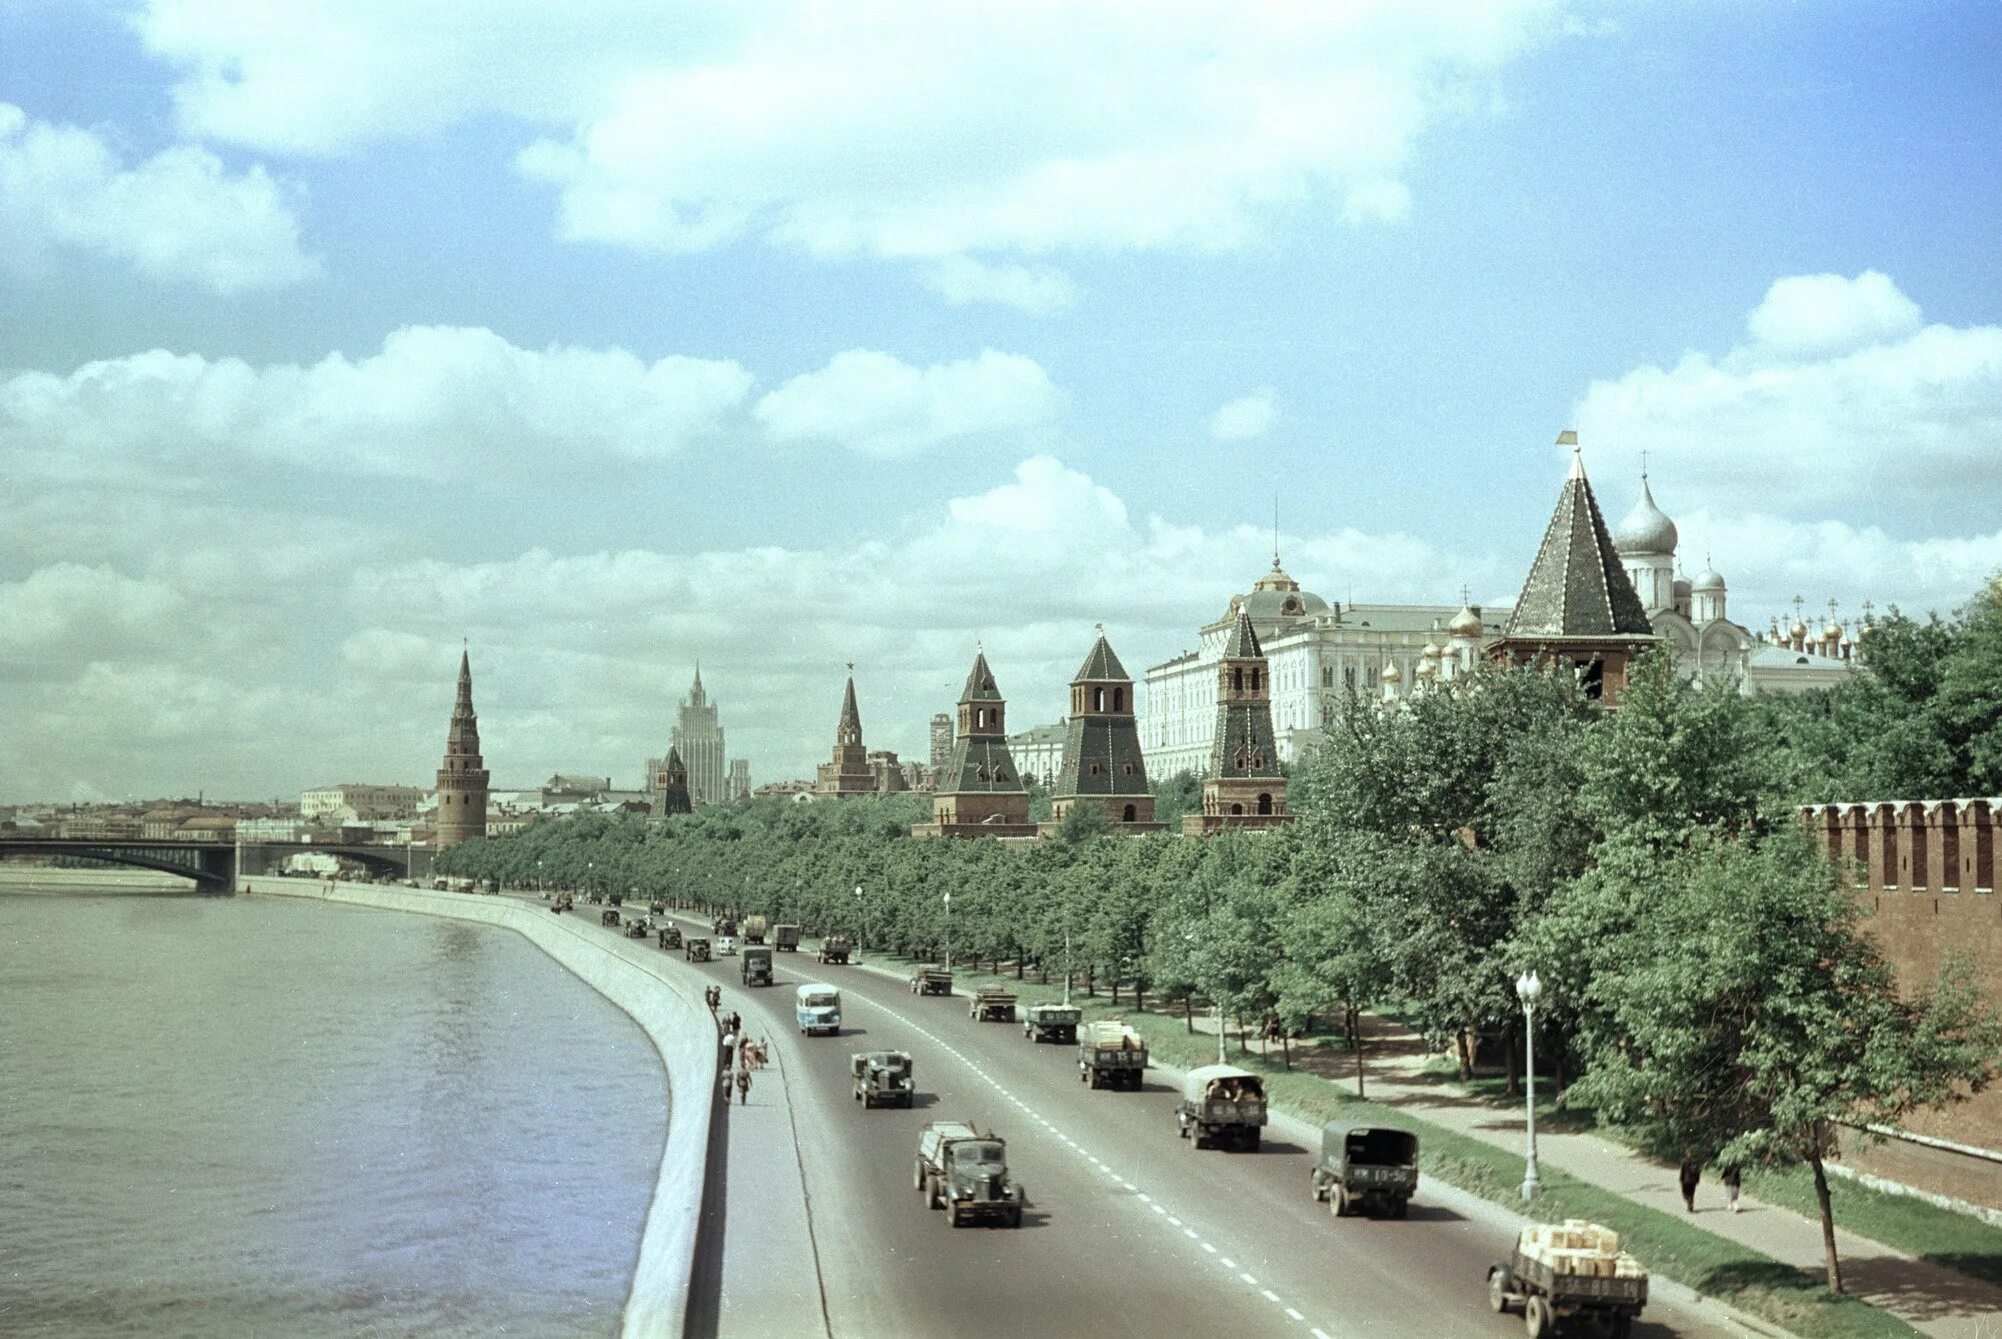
<box><xmin>3</xmin><ymin>0</ymin><xmax>2000</xmax><ymax>803</ymax></box>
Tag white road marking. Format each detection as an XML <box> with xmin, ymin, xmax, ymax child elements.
<box><xmin>1221</xmin><ymin>1257</ymin><xmax>1238</xmax><ymax>1269</ymax></box>
<box><xmin>1202</xmin><ymin>1243</ymin><xmax>1218</xmax><ymax>1254</ymax></box>
<box><xmin>1183</xmin><ymin>1228</ymin><xmax>1199</xmax><ymax>1239</ymax></box>
<box><xmin>1261</xmin><ymin>1289</ymin><xmax>1280</xmax><ymax>1303</ymax></box>
<box><xmin>1286</xmin><ymin>1307</ymin><xmax>1304</xmax><ymax>1321</ymax></box>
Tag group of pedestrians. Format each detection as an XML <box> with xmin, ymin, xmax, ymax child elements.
<box><xmin>713</xmin><ymin>1001</ymin><xmax>767</xmax><ymax>1108</ymax></box>
<box><xmin>1679</xmin><ymin>1152</ymin><xmax>1743</xmax><ymax>1213</ymax></box>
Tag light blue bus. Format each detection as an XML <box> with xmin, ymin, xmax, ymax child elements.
<box><xmin>795</xmin><ymin>983</ymin><xmax>842</xmax><ymax>1036</ymax></box>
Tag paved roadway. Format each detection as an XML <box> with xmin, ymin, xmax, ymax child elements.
<box><xmin>589</xmin><ymin>905</ymin><xmax>1758</xmax><ymax>1339</ymax></box>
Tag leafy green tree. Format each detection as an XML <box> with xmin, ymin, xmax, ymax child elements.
<box><xmin>1150</xmin><ymin>771</ymin><xmax>1202</xmax><ymax>828</ymax></box>
<box><xmin>1568</xmin><ymin>829</ymin><xmax>2002</xmax><ymax>1294</ymax></box>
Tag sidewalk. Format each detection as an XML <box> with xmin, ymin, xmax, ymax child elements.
<box><xmin>1265</xmin><ymin>1014</ymin><xmax>2002</xmax><ymax>1339</ymax></box>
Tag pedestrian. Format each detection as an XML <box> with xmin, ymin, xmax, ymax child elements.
<box><xmin>756</xmin><ymin>1037</ymin><xmax>770</xmax><ymax>1070</ymax></box>
<box><xmin>1722</xmin><ymin>1163</ymin><xmax>1742</xmax><ymax>1213</ymax></box>
<box><xmin>729</xmin><ymin>1011</ymin><xmax>742</xmax><ymax>1036</ymax></box>
<box><xmin>735</xmin><ymin>1067</ymin><xmax>751</xmax><ymax>1106</ymax></box>
<box><xmin>720</xmin><ymin>1030</ymin><xmax>737</xmax><ymax>1072</ymax></box>
<box><xmin>1679</xmin><ymin>1152</ymin><xmax>1702</xmax><ymax>1213</ymax></box>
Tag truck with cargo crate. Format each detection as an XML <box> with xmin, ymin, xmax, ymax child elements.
<box><xmin>968</xmin><ymin>986</ymin><xmax>1018</xmax><ymax>1022</ymax></box>
<box><xmin>774</xmin><ymin>923</ymin><xmax>801</xmax><ymax>952</ymax></box>
<box><xmin>817</xmin><ymin>933</ymin><xmax>853</xmax><ymax>964</ymax></box>
<box><xmin>1487</xmin><ymin>1220</ymin><xmax>1648</xmax><ymax>1338</ymax></box>
<box><xmin>1078</xmin><ymin>1020</ymin><xmax>1147</xmax><ymax>1090</ymax></box>
<box><xmin>742</xmin><ymin>914</ymin><xmax>768</xmax><ymax>945</ymax></box>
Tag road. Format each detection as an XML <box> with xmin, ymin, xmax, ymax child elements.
<box><xmin>590</xmin><ymin>905</ymin><xmax>1757</xmax><ymax>1339</ymax></box>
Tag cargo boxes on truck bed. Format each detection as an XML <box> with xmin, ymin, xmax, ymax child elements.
<box><xmin>1079</xmin><ymin>1021</ymin><xmax>1147</xmax><ymax>1090</ymax></box>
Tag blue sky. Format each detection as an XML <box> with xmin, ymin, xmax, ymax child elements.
<box><xmin>3</xmin><ymin>1</ymin><xmax>1999</xmax><ymax>801</ymax></box>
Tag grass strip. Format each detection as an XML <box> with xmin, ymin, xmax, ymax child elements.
<box><xmin>874</xmin><ymin>952</ymin><xmax>1917</xmax><ymax>1339</ymax></box>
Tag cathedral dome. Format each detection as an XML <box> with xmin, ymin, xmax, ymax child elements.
<box><xmin>1613</xmin><ymin>477</ymin><xmax>1678</xmax><ymax>556</ymax></box>
<box><xmin>1236</xmin><ymin>557</ymin><xmax>1330</xmax><ymax>621</ymax></box>
<box><xmin>1790</xmin><ymin>619</ymin><xmax>1809</xmax><ymax>640</ymax></box>
<box><xmin>1692</xmin><ymin>564</ymin><xmax>1725</xmax><ymax>593</ymax></box>
<box><xmin>1380</xmin><ymin>661</ymin><xmax>1402</xmax><ymax>682</ymax></box>
<box><xmin>1448</xmin><ymin>602</ymin><xmax>1483</xmax><ymax>638</ymax></box>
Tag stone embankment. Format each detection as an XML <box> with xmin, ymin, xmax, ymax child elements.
<box><xmin>246</xmin><ymin>878</ymin><xmax>712</xmax><ymax>1339</ymax></box>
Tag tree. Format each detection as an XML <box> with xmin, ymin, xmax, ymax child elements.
<box><xmin>1568</xmin><ymin>829</ymin><xmax>2002</xmax><ymax>1294</ymax></box>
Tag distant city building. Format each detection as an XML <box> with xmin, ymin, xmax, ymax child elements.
<box><xmin>812</xmin><ymin>668</ymin><xmax>879</xmax><ymax>799</ymax></box>
<box><xmin>236</xmin><ymin>816</ymin><xmax>309</xmax><ymax>842</ymax></box>
<box><xmin>900</xmin><ymin>759</ymin><xmax>930</xmax><ymax>792</ymax></box>
<box><xmin>1487</xmin><ymin>436</ymin><xmax>1662</xmax><ymax>705</ymax></box>
<box><xmin>653</xmin><ymin>747</ymin><xmax>693</xmax><ymax>818</ymax></box>
<box><xmin>434</xmin><ymin>647</ymin><xmax>489</xmax><ymax>848</ymax></box>
<box><xmin>1183</xmin><ymin>608</ymin><xmax>1292</xmax><ymax>835</ymax></box>
<box><xmin>866</xmin><ymin>750</ymin><xmax>909</xmax><ymax>794</ymax></box>
<box><xmin>726</xmin><ymin>759</ymin><xmax>751</xmax><ymax>802</ymax></box>
<box><xmin>754</xmin><ymin>779</ymin><xmax>816</xmax><ymax>803</ymax></box>
<box><xmin>665</xmin><ymin>666</ymin><xmax>728</xmax><ymax>808</ymax></box>
<box><xmin>1143</xmin><ymin>557</ymin><xmax>1505</xmax><ymax>779</ymax></box>
<box><xmin>929</xmin><ymin>713</ymin><xmax>954</xmax><ymax>770</ymax></box>
<box><xmin>915</xmin><ymin>650</ymin><xmax>1037</xmax><ymax>839</ymax></box>
<box><xmin>1049</xmin><ymin>628</ymin><xmax>1161</xmax><ymax>833</ymax></box>
<box><xmin>1006</xmin><ymin>721</ymin><xmax>1067</xmax><ymax>788</ymax></box>
<box><xmin>301</xmin><ymin>784</ymin><xmax>425</xmax><ymax>821</ymax></box>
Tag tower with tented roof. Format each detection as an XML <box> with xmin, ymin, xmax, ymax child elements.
<box><xmin>811</xmin><ymin>667</ymin><xmax>878</xmax><ymax>798</ymax></box>
<box><xmin>434</xmin><ymin>645</ymin><xmax>490</xmax><ymax>847</ymax></box>
<box><xmin>652</xmin><ymin>746</ymin><xmax>692</xmax><ymax>817</ymax></box>
<box><xmin>1183</xmin><ymin>607</ymin><xmax>1293</xmax><ymax>834</ymax></box>
<box><xmin>1047</xmin><ymin>626</ymin><xmax>1162</xmax><ymax>833</ymax></box>
<box><xmin>914</xmin><ymin>648</ymin><xmax>1038</xmax><ymax>838</ymax></box>
<box><xmin>1487</xmin><ymin>431</ymin><xmax>1661</xmax><ymax>704</ymax></box>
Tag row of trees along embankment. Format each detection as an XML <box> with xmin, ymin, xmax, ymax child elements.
<box><xmin>441</xmin><ymin>582</ymin><xmax>2002</xmax><ymax>1293</ymax></box>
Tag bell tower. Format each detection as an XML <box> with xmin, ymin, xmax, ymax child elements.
<box><xmin>435</xmin><ymin>646</ymin><xmax>490</xmax><ymax>848</ymax></box>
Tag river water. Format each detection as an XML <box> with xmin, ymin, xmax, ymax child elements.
<box><xmin>0</xmin><ymin>892</ymin><xmax>668</xmax><ymax>1338</ymax></box>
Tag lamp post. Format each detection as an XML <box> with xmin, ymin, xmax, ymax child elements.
<box><xmin>853</xmin><ymin>885</ymin><xmax>865</xmax><ymax>961</ymax></box>
<box><xmin>1517</xmin><ymin>969</ymin><xmax>1543</xmax><ymax>1202</ymax></box>
<box><xmin>942</xmin><ymin>891</ymin><xmax>952</xmax><ymax>971</ymax></box>
<box><xmin>1063</xmin><ymin>929</ymin><xmax>1072</xmax><ymax>1006</ymax></box>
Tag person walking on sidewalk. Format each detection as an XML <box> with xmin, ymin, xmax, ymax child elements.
<box><xmin>1721</xmin><ymin>1162</ymin><xmax>1742</xmax><ymax>1213</ymax></box>
<box><xmin>735</xmin><ymin>1067</ymin><xmax>752</xmax><ymax>1106</ymax></box>
<box><xmin>1679</xmin><ymin>1152</ymin><xmax>1702</xmax><ymax>1212</ymax></box>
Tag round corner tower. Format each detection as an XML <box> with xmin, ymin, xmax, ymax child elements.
<box><xmin>435</xmin><ymin>647</ymin><xmax>490</xmax><ymax>848</ymax></box>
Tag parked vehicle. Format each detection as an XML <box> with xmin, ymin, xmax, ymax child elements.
<box><xmin>743</xmin><ymin>914</ymin><xmax>769</xmax><ymax>945</ymax></box>
<box><xmin>599</xmin><ymin>909</ymin><xmax>621</xmax><ymax>927</ymax></box>
<box><xmin>914</xmin><ymin>1122</ymin><xmax>1023</xmax><ymax>1227</ymax></box>
<box><xmin>1022</xmin><ymin>1002</ymin><xmax>1082</xmax><ymax>1044</ymax></box>
<box><xmin>742</xmin><ymin>946</ymin><xmax>774</xmax><ymax>987</ymax></box>
<box><xmin>774</xmin><ymin>923</ymin><xmax>801</xmax><ymax>952</ymax></box>
<box><xmin>851</xmin><ymin>1050</ymin><xmax>915</xmax><ymax>1108</ymax></box>
<box><xmin>685</xmin><ymin>937</ymin><xmax>711</xmax><ymax>963</ymax></box>
<box><xmin>1078</xmin><ymin>1020</ymin><xmax>1148</xmax><ymax>1090</ymax></box>
<box><xmin>969</xmin><ymin>986</ymin><xmax>1018</xmax><ymax>1022</ymax></box>
<box><xmin>1488</xmin><ymin>1221</ymin><xmax>1648</xmax><ymax>1338</ymax></box>
<box><xmin>657</xmin><ymin>924</ymin><xmax>682</xmax><ymax>951</ymax></box>
<box><xmin>1177</xmin><ymin>1065</ymin><xmax>1267</xmax><ymax>1150</ymax></box>
<box><xmin>1312</xmin><ymin>1122</ymin><xmax>1418</xmax><ymax>1219</ymax></box>
<box><xmin>717</xmin><ymin>935</ymin><xmax>737</xmax><ymax>956</ymax></box>
<box><xmin>796</xmin><ymin>983</ymin><xmax>842</xmax><ymax>1035</ymax></box>
<box><xmin>909</xmin><ymin>966</ymin><xmax>953</xmax><ymax>996</ymax></box>
<box><xmin>818</xmin><ymin>933</ymin><xmax>853</xmax><ymax>964</ymax></box>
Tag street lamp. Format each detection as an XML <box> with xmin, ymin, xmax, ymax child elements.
<box><xmin>942</xmin><ymin>891</ymin><xmax>952</xmax><ymax>970</ymax></box>
<box><xmin>1063</xmin><ymin>928</ymin><xmax>1072</xmax><ymax>1006</ymax></box>
<box><xmin>853</xmin><ymin>885</ymin><xmax>865</xmax><ymax>961</ymax></box>
<box><xmin>1517</xmin><ymin>969</ymin><xmax>1543</xmax><ymax>1201</ymax></box>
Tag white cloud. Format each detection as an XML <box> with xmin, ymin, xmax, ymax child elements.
<box><xmin>137</xmin><ymin>2</ymin><xmax>1563</xmax><ymax>279</ymax></box>
<box><xmin>0</xmin><ymin>326</ymin><xmax>755</xmax><ymax>483</ymax></box>
<box><xmin>919</xmin><ymin>256</ymin><xmax>1078</xmax><ymax>314</ymax></box>
<box><xmin>753</xmin><ymin>349</ymin><xmax>1060</xmax><ymax>457</ymax></box>
<box><xmin>1574</xmin><ymin>271</ymin><xmax>2002</xmax><ymax>525</ymax></box>
<box><xmin>1745</xmin><ymin>269</ymin><xmax>1921</xmax><ymax>358</ymax></box>
<box><xmin>1208</xmin><ymin>387</ymin><xmax>1278</xmax><ymax>441</ymax></box>
<box><xmin>0</xmin><ymin>102</ymin><xmax>316</xmax><ymax>292</ymax></box>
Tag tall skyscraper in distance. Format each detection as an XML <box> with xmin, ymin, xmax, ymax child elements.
<box><xmin>670</xmin><ymin>665</ymin><xmax>727</xmax><ymax>808</ymax></box>
<box><xmin>435</xmin><ymin>646</ymin><xmax>489</xmax><ymax>848</ymax></box>
<box><xmin>726</xmin><ymin>758</ymin><xmax>751</xmax><ymax>801</ymax></box>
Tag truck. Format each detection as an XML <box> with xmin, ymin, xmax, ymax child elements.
<box><xmin>1312</xmin><ymin>1121</ymin><xmax>1418</xmax><ymax>1219</ymax></box>
<box><xmin>913</xmin><ymin>1122</ymin><xmax>1023</xmax><ymax>1228</ymax></box>
<box><xmin>649</xmin><ymin>898</ymin><xmax>667</xmax><ymax>916</ymax></box>
<box><xmin>657</xmin><ymin>923</ymin><xmax>682</xmax><ymax>951</ymax></box>
<box><xmin>909</xmin><ymin>966</ymin><xmax>954</xmax><ymax>996</ymax></box>
<box><xmin>741</xmin><ymin>946</ymin><xmax>774</xmax><ymax>987</ymax></box>
<box><xmin>1022</xmin><ymin>1002</ymin><xmax>1082</xmax><ymax>1044</ymax></box>
<box><xmin>743</xmin><ymin>914</ymin><xmax>769</xmax><ymax>945</ymax></box>
<box><xmin>1176</xmin><ymin>1064</ymin><xmax>1267</xmax><ymax>1150</ymax></box>
<box><xmin>1488</xmin><ymin>1221</ymin><xmax>1648</xmax><ymax>1338</ymax></box>
<box><xmin>795</xmin><ymin>983</ymin><xmax>842</xmax><ymax>1035</ymax></box>
<box><xmin>969</xmin><ymin>985</ymin><xmax>1018</xmax><ymax>1022</ymax></box>
<box><xmin>817</xmin><ymin>933</ymin><xmax>854</xmax><ymax>964</ymax></box>
<box><xmin>712</xmin><ymin>914</ymin><xmax>737</xmax><ymax>937</ymax></box>
<box><xmin>774</xmin><ymin>923</ymin><xmax>801</xmax><ymax>952</ymax></box>
<box><xmin>851</xmin><ymin>1050</ymin><xmax>915</xmax><ymax>1108</ymax></box>
<box><xmin>1078</xmin><ymin>1020</ymin><xmax>1148</xmax><ymax>1090</ymax></box>
<box><xmin>684</xmin><ymin>937</ymin><xmax>711</xmax><ymax>963</ymax></box>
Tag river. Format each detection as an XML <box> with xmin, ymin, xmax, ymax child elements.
<box><xmin>0</xmin><ymin>891</ymin><xmax>668</xmax><ymax>1338</ymax></box>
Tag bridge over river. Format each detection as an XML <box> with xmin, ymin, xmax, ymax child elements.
<box><xmin>0</xmin><ymin>837</ymin><xmax>435</xmax><ymax>892</ymax></box>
